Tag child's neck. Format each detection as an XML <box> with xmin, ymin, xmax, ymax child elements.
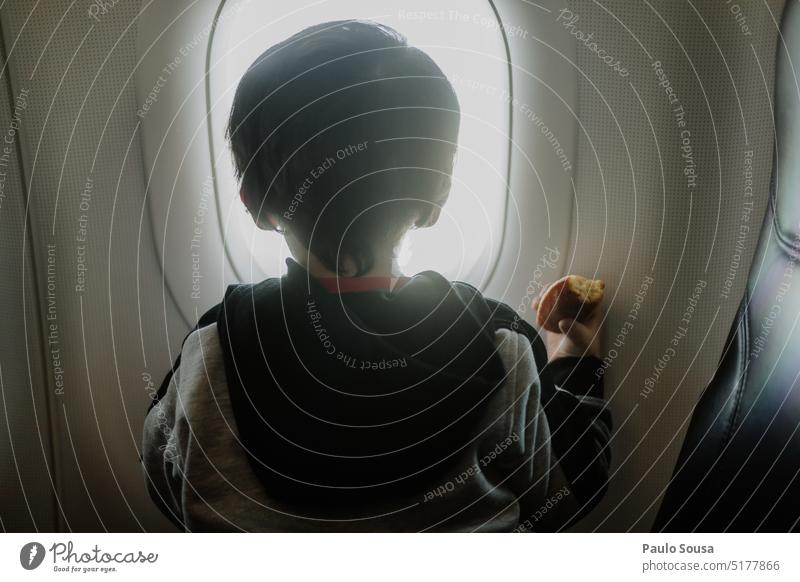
<box><xmin>283</xmin><ymin>225</ymin><xmax>413</xmax><ymax>278</ymax></box>
<box><xmin>286</xmin><ymin>233</ymin><xmax>404</xmax><ymax>278</ymax></box>
<box><xmin>294</xmin><ymin>250</ymin><xmax>403</xmax><ymax>279</ymax></box>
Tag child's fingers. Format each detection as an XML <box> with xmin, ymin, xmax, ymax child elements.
<box><xmin>557</xmin><ymin>318</ymin><xmax>594</xmax><ymax>348</ymax></box>
<box><xmin>531</xmin><ymin>287</ymin><xmax>546</xmax><ymax>311</ymax></box>
<box><xmin>585</xmin><ymin>303</ymin><xmax>604</xmax><ymax>326</ymax></box>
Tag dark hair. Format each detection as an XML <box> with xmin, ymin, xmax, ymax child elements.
<box><xmin>226</xmin><ymin>20</ymin><xmax>460</xmax><ymax>275</ymax></box>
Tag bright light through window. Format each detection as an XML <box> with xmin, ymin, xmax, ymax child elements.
<box><xmin>209</xmin><ymin>0</ymin><xmax>510</xmax><ymax>285</ymax></box>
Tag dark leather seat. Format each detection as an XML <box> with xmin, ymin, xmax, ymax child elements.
<box><xmin>654</xmin><ymin>0</ymin><xmax>800</xmax><ymax>532</ymax></box>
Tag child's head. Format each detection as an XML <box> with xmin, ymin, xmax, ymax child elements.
<box><xmin>227</xmin><ymin>20</ymin><xmax>460</xmax><ymax>275</ymax></box>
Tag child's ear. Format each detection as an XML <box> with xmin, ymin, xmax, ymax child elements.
<box><xmin>251</xmin><ymin>212</ymin><xmax>281</xmax><ymax>232</ymax></box>
<box><xmin>263</xmin><ymin>212</ymin><xmax>281</xmax><ymax>231</ymax></box>
<box><xmin>255</xmin><ymin>212</ymin><xmax>285</xmax><ymax>233</ymax></box>
<box><xmin>415</xmin><ymin>206</ymin><xmax>441</xmax><ymax>228</ymax></box>
<box><xmin>240</xmin><ymin>189</ymin><xmax>281</xmax><ymax>231</ymax></box>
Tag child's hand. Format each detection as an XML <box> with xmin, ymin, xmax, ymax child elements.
<box><xmin>533</xmin><ymin>290</ymin><xmax>603</xmax><ymax>361</ymax></box>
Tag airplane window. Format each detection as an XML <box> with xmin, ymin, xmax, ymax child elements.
<box><xmin>208</xmin><ymin>0</ymin><xmax>510</xmax><ymax>285</ymax></box>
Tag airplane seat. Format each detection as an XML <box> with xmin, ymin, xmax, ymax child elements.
<box><xmin>655</xmin><ymin>0</ymin><xmax>800</xmax><ymax>532</ymax></box>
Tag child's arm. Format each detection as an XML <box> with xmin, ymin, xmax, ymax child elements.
<box><xmin>141</xmin><ymin>302</ymin><xmax>221</xmax><ymax>529</ymax></box>
<box><xmin>486</xmin><ymin>299</ymin><xmax>612</xmax><ymax>530</ymax></box>
<box><xmin>141</xmin><ymin>364</ymin><xmax>186</xmax><ymax>529</ymax></box>
<box><xmin>539</xmin><ymin>355</ymin><xmax>612</xmax><ymax>525</ymax></box>
<box><xmin>532</xmin><ymin>293</ymin><xmax>612</xmax><ymax>524</ymax></box>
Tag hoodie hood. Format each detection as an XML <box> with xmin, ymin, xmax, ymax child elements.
<box><xmin>216</xmin><ymin>259</ymin><xmax>506</xmax><ymax>506</ymax></box>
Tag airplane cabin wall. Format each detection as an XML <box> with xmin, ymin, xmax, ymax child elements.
<box><xmin>0</xmin><ymin>23</ymin><xmax>56</xmax><ymax>532</ymax></box>
<box><xmin>0</xmin><ymin>0</ymin><xmax>184</xmax><ymax>531</ymax></box>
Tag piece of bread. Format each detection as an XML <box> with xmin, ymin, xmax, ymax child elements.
<box><xmin>535</xmin><ymin>275</ymin><xmax>605</xmax><ymax>332</ymax></box>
